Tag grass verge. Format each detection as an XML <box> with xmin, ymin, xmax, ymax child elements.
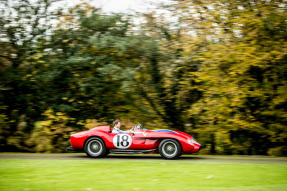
<box><xmin>0</xmin><ymin>159</ymin><xmax>287</xmax><ymax>191</ymax></box>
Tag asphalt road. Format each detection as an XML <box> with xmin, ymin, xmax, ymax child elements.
<box><xmin>0</xmin><ymin>153</ymin><xmax>287</xmax><ymax>163</ymax></box>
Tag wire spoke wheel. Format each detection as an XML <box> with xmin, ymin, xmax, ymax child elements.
<box><xmin>163</xmin><ymin>142</ymin><xmax>177</xmax><ymax>156</ymax></box>
<box><xmin>159</xmin><ymin>139</ymin><xmax>182</xmax><ymax>159</ymax></box>
<box><xmin>88</xmin><ymin>141</ymin><xmax>102</xmax><ymax>154</ymax></box>
<box><xmin>85</xmin><ymin>137</ymin><xmax>107</xmax><ymax>158</ymax></box>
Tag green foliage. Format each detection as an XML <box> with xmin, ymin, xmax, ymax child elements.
<box><xmin>0</xmin><ymin>0</ymin><xmax>64</xmax><ymax>151</ymax></box>
<box><xmin>0</xmin><ymin>0</ymin><xmax>286</xmax><ymax>155</ymax></box>
<box><xmin>26</xmin><ymin>110</ymin><xmax>74</xmax><ymax>152</ymax></box>
<box><xmin>268</xmin><ymin>146</ymin><xmax>287</xmax><ymax>157</ymax></box>
<box><xmin>0</xmin><ymin>106</ymin><xmax>10</xmax><ymax>149</ymax></box>
<box><xmin>174</xmin><ymin>0</ymin><xmax>287</xmax><ymax>155</ymax></box>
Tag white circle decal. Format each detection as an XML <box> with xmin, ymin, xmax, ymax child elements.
<box><xmin>113</xmin><ymin>134</ymin><xmax>132</xmax><ymax>149</ymax></box>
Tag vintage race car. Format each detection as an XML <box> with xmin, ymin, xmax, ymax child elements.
<box><xmin>68</xmin><ymin>123</ymin><xmax>201</xmax><ymax>159</ymax></box>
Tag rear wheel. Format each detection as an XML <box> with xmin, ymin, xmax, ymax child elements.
<box><xmin>159</xmin><ymin>139</ymin><xmax>182</xmax><ymax>159</ymax></box>
<box><xmin>84</xmin><ymin>137</ymin><xmax>107</xmax><ymax>158</ymax></box>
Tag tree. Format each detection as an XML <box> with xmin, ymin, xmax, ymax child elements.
<box><xmin>0</xmin><ymin>0</ymin><xmax>63</xmax><ymax>151</ymax></box>
<box><xmin>131</xmin><ymin>12</ymin><xmax>203</xmax><ymax>131</ymax></box>
<box><xmin>171</xmin><ymin>0</ymin><xmax>287</xmax><ymax>155</ymax></box>
<box><xmin>0</xmin><ymin>3</ymin><xmax>155</xmax><ymax>151</ymax></box>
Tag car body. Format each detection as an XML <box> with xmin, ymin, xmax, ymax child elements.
<box><xmin>68</xmin><ymin>123</ymin><xmax>201</xmax><ymax>159</ymax></box>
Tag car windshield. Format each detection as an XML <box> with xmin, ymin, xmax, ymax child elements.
<box><xmin>133</xmin><ymin>123</ymin><xmax>143</xmax><ymax>131</ymax></box>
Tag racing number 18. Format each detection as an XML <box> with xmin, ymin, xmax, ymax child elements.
<box><xmin>116</xmin><ymin>134</ymin><xmax>129</xmax><ymax>147</ymax></box>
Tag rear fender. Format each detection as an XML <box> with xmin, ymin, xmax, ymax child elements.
<box><xmin>84</xmin><ymin>131</ymin><xmax>113</xmax><ymax>148</ymax></box>
<box><xmin>71</xmin><ymin>130</ymin><xmax>112</xmax><ymax>149</ymax></box>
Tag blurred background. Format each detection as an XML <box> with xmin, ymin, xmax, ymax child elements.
<box><xmin>0</xmin><ymin>0</ymin><xmax>286</xmax><ymax>155</ymax></box>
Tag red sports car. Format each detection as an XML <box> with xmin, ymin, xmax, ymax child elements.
<box><xmin>68</xmin><ymin>123</ymin><xmax>201</xmax><ymax>159</ymax></box>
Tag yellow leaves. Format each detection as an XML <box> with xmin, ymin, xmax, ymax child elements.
<box><xmin>41</xmin><ymin>109</ymin><xmax>73</xmax><ymax>124</ymax></box>
<box><xmin>27</xmin><ymin>109</ymin><xmax>76</xmax><ymax>152</ymax></box>
<box><xmin>69</xmin><ymin>85</ymin><xmax>77</xmax><ymax>90</ymax></box>
<box><xmin>56</xmin><ymin>112</ymin><xmax>64</xmax><ymax>116</ymax></box>
<box><xmin>85</xmin><ymin>119</ymin><xmax>107</xmax><ymax>130</ymax></box>
<box><xmin>60</xmin><ymin>39</ymin><xmax>75</xmax><ymax>47</ymax></box>
<box><xmin>76</xmin><ymin>121</ymin><xmax>85</xmax><ymax>126</ymax></box>
<box><xmin>73</xmin><ymin>73</ymin><xmax>80</xmax><ymax>77</ymax></box>
<box><xmin>272</xmin><ymin>85</ymin><xmax>287</xmax><ymax>105</ymax></box>
<box><xmin>25</xmin><ymin>74</ymin><xmax>32</xmax><ymax>78</ymax></box>
<box><xmin>68</xmin><ymin>43</ymin><xmax>75</xmax><ymax>47</ymax></box>
<box><xmin>90</xmin><ymin>45</ymin><xmax>98</xmax><ymax>53</ymax></box>
<box><xmin>68</xmin><ymin>98</ymin><xmax>75</xmax><ymax>103</ymax></box>
<box><xmin>32</xmin><ymin>54</ymin><xmax>43</xmax><ymax>60</ymax></box>
<box><xmin>87</xmin><ymin>99</ymin><xmax>94</xmax><ymax>105</ymax></box>
<box><xmin>228</xmin><ymin>118</ymin><xmax>249</xmax><ymax>128</ymax></box>
<box><xmin>39</xmin><ymin>120</ymin><xmax>52</xmax><ymax>127</ymax></box>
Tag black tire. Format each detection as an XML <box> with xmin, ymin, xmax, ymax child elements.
<box><xmin>84</xmin><ymin>137</ymin><xmax>107</xmax><ymax>158</ymax></box>
<box><xmin>159</xmin><ymin>139</ymin><xmax>182</xmax><ymax>159</ymax></box>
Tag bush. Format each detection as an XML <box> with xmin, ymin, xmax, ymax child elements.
<box><xmin>267</xmin><ymin>146</ymin><xmax>287</xmax><ymax>156</ymax></box>
<box><xmin>26</xmin><ymin>110</ymin><xmax>74</xmax><ymax>153</ymax></box>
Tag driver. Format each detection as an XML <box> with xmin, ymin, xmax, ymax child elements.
<box><xmin>111</xmin><ymin>119</ymin><xmax>130</xmax><ymax>133</ymax></box>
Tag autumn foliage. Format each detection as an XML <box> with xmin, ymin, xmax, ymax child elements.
<box><xmin>0</xmin><ymin>0</ymin><xmax>286</xmax><ymax>155</ymax></box>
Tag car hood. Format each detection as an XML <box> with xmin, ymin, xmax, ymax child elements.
<box><xmin>151</xmin><ymin>129</ymin><xmax>178</xmax><ymax>133</ymax></box>
<box><xmin>150</xmin><ymin>129</ymin><xmax>193</xmax><ymax>139</ymax></box>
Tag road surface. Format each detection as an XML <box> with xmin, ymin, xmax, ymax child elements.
<box><xmin>0</xmin><ymin>153</ymin><xmax>287</xmax><ymax>163</ymax></box>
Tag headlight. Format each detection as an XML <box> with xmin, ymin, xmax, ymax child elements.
<box><xmin>188</xmin><ymin>138</ymin><xmax>200</xmax><ymax>145</ymax></box>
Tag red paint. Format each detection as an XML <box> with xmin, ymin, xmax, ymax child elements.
<box><xmin>70</xmin><ymin>126</ymin><xmax>201</xmax><ymax>154</ymax></box>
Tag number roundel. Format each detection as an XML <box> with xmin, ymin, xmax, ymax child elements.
<box><xmin>113</xmin><ymin>134</ymin><xmax>132</xmax><ymax>149</ymax></box>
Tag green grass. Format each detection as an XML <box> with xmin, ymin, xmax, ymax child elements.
<box><xmin>0</xmin><ymin>159</ymin><xmax>287</xmax><ymax>191</ymax></box>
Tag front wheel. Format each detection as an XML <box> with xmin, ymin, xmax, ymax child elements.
<box><xmin>84</xmin><ymin>137</ymin><xmax>107</xmax><ymax>158</ymax></box>
<box><xmin>159</xmin><ymin>139</ymin><xmax>182</xmax><ymax>159</ymax></box>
